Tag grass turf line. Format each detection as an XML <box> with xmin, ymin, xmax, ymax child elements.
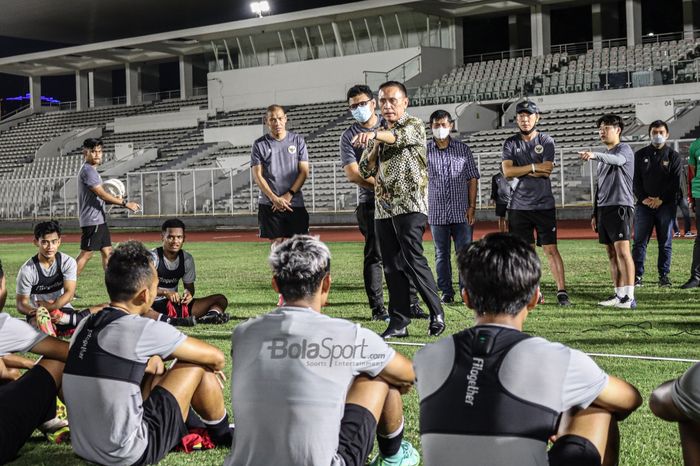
<box><xmin>1</xmin><ymin>238</ymin><xmax>698</xmax><ymax>465</ymax></box>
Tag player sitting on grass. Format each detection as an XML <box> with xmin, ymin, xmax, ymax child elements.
<box><xmin>0</xmin><ymin>270</ymin><xmax>72</xmax><ymax>463</ymax></box>
<box><xmin>413</xmin><ymin>233</ymin><xmax>642</xmax><ymax>466</ymax></box>
<box><xmin>149</xmin><ymin>218</ymin><xmax>229</xmax><ymax>326</ymax></box>
<box><xmin>62</xmin><ymin>241</ymin><xmax>233</xmax><ymax>466</ymax></box>
<box><xmin>650</xmin><ymin>363</ymin><xmax>700</xmax><ymax>466</ymax></box>
<box><xmin>225</xmin><ymin>235</ymin><xmax>419</xmax><ymax>466</ymax></box>
<box><xmin>16</xmin><ymin>220</ymin><xmax>105</xmax><ymax>337</ymax></box>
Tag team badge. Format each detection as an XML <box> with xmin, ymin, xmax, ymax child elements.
<box><xmin>643</xmin><ymin>158</ymin><xmax>649</xmax><ymax>163</ymax></box>
<box><xmin>662</xmin><ymin>160</ymin><xmax>669</xmax><ymax>167</ymax></box>
<box><xmin>534</xmin><ymin>145</ymin><xmax>544</xmax><ymax>154</ymax></box>
<box><xmin>288</xmin><ymin>145</ymin><xmax>297</xmax><ymax>154</ymax></box>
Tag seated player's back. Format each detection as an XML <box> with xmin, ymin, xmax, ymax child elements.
<box><xmin>228</xmin><ymin>306</ymin><xmax>395</xmax><ymax>466</ymax></box>
<box><xmin>415</xmin><ymin>326</ymin><xmax>608</xmax><ymax>466</ymax></box>
<box><xmin>63</xmin><ymin>311</ymin><xmax>186</xmax><ymax>465</ymax></box>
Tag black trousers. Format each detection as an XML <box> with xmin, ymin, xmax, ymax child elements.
<box><xmin>356</xmin><ymin>202</ymin><xmax>418</xmax><ymax>312</ymax></box>
<box><xmin>690</xmin><ymin>199</ymin><xmax>700</xmax><ymax>278</ymax></box>
<box><xmin>375</xmin><ymin>212</ymin><xmax>443</xmax><ymax>328</ymax></box>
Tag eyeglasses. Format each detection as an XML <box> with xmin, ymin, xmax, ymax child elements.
<box><xmin>349</xmin><ymin>100</ymin><xmax>372</xmax><ymax>110</ymax></box>
<box><xmin>598</xmin><ymin>125</ymin><xmax>618</xmax><ymax>133</ymax></box>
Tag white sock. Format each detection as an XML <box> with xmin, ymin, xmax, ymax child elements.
<box><xmin>202</xmin><ymin>411</ymin><xmax>228</xmax><ymax>425</ymax></box>
<box><xmin>614</xmin><ymin>287</ymin><xmax>622</xmax><ymax>298</ymax></box>
<box><xmin>624</xmin><ymin>286</ymin><xmax>635</xmax><ymax>299</ymax></box>
<box><xmin>380</xmin><ymin>417</ymin><xmax>404</xmax><ymax>439</ymax></box>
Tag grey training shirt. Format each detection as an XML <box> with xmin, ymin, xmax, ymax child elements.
<box><xmin>414</xmin><ymin>326</ymin><xmax>609</xmax><ymax>466</ymax></box>
<box><xmin>672</xmin><ymin>362</ymin><xmax>700</xmax><ymax>423</ymax></box>
<box><xmin>16</xmin><ymin>252</ymin><xmax>77</xmax><ymax>309</ymax></box>
<box><xmin>0</xmin><ymin>312</ymin><xmax>47</xmax><ymax>356</ymax></box>
<box><xmin>501</xmin><ymin>132</ymin><xmax>556</xmax><ymax>210</ymax></box>
<box><xmin>593</xmin><ymin>143</ymin><xmax>635</xmax><ymax>207</ymax></box>
<box><xmin>251</xmin><ymin>132</ymin><xmax>309</xmax><ymax>207</ymax></box>
<box><xmin>225</xmin><ymin>306</ymin><xmax>395</xmax><ymax>466</ymax></box>
<box><xmin>78</xmin><ymin>162</ymin><xmax>106</xmax><ymax>227</ymax></box>
<box><xmin>339</xmin><ymin>119</ymin><xmax>383</xmax><ymax>204</ymax></box>
<box><xmin>150</xmin><ymin>248</ymin><xmax>196</xmax><ymax>303</ymax></box>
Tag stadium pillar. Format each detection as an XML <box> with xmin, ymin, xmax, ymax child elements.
<box><xmin>75</xmin><ymin>71</ymin><xmax>89</xmax><ymax>111</ymax></box>
<box><xmin>530</xmin><ymin>5</ymin><xmax>551</xmax><ymax>56</ymax></box>
<box><xmin>125</xmin><ymin>63</ymin><xmax>141</xmax><ymax>106</ymax></box>
<box><xmin>89</xmin><ymin>71</ymin><xmax>112</xmax><ymax>107</ymax></box>
<box><xmin>28</xmin><ymin>75</ymin><xmax>41</xmax><ymax>112</ymax></box>
<box><xmin>625</xmin><ymin>0</ymin><xmax>642</xmax><ymax>46</ymax></box>
<box><xmin>592</xmin><ymin>3</ymin><xmax>603</xmax><ymax>50</ymax></box>
<box><xmin>683</xmin><ymin>0</ymin><xmax>695</xmax><ymax>40</ymax></box>
<box><xmin>331</xmin><ymin>22</ymin><xmax>344</xmax><ymax>57</ymax></box>
<box><xmin>179</xmin><ymin>55</ymin><xmax>193</xmax><ymax>100</ymax></box>
<box><xmin>508</xmin><ymin>14</ymin><xmax>519</xmax><ymax>56</ymax></box>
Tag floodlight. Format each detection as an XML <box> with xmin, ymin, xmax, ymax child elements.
<box><xmin>251</xmin><ymin>1</ymin><xmax>270</xmax><ymax>18</ymax></box>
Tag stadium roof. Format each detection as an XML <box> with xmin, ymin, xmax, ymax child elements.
<box><xmin>0</xmin><ymin>0</ymin><xmax>580</xmax><ymax>77</ymax></box>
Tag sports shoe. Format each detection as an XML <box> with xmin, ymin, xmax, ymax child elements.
<box><xmin>681</xmin><ymin>278</ymin><xmax>700</xmax><ymax>289</ymax></box>
<box><xmin>598</xmin><ymin>295</ymin><xmax>620</xmax><ymax>307</ymax></box>
<box><xmin>35</xmin><ymin>307</ymin><xmax>57</xmax><ymax>336</ymax></box>
<box><xmin>615</xmin><ymin>295</ymin><xmax>637</xmax><ymax>309</ymax></box>
<box><xmin>440</xmin><ymin>294</ymin><xmax>454</xmax><ymax>304</ymax></box>
<box><xmin>198</xmin><ymin>310</ymin><xmax>230</xmax><ymax>324</ymax></box>
<box><xmin>659</xmin><ymin>275</ymin><xmax>672</xmax><ymax>287</ymax></box>
<box><xmin>369</xmin><ymin>440</ymin><xmax>420</xmax><ymax>466</ymax></box>
<box><xmin>686</xmin><ymin>231</ymin><xmax>697</xmax><ymax>238</ymax></box>
<box><xmin>171</xmin><ymin>316</ymin><xmax>196</xmax><ymax>327</ymax></box>
<box><xmin>556</xmin><ymin>291</ymin><xmax>571</xmax><ymax>306</ymax></box>
<box><xmin>673</xmin><ymin>231</ymin><xmax>681</xmax><ymax>238</ymax></box>
<box><xmin>371</xmin><ymin>307</ymin><xmax>390</xmax><ymax>322</ymax></box>
<box><xmin>46</xmin><ymin>426</ymin><xmax>70</xmax><ymax>444</ymax></box>
<box><xmin>634</xmin><ymin>276</ymin><xmax>644</xmax><ymax>287</ymax></box>
<box><xmin>409</xmin><ymin>303</ymin><xmax>428</xmax><ymax>319</ymax></box>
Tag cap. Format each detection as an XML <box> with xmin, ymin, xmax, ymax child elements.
<box><xmin>515</xmin><ymin>100</ymin><xmax>539</xmax><ymax>114</ymax></box>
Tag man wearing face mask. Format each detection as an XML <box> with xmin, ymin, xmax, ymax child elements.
<box><xmin>339</xmin><ymin>85</ymin><xmax>424</xmax><ymax>322</ymax></box>
<box><xmin>631</xmin><ymin>120</ymin><xmax>682</xmax><ymax>288</ymax></box>
<box><xmin>501</xmin><ymin>100</ymin><xmax>571</xmax><ymax>307</ymax></box>
<box><xmin>426</xmin><ymin>110</ymin><xmax>479</xmax><ymax>304</ymax></box>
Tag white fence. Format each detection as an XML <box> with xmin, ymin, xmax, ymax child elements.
<box><xmin>0</xmin><ymin>139</ymin><xmax>694</xmax><ymax>220</ymax></box>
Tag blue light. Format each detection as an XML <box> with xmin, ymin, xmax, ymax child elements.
<box><xmin>5</xmin><ymin>93</ymin><xmax>61</xmax><ymax>103</ymax></box>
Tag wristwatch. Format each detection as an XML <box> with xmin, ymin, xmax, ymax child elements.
<box><xmin>121</xmin><ymin>199</ymin><xmax>127</xmax><ymax>207</ymax></box>
<box><xmin>287</xmin><ymin>188</ymin><xmax>296</xmax><ymax>196</ymax></box>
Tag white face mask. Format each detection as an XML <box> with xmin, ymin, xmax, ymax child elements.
<box><xmin>651</xmin><ymin>134</ymin><xmax>667</xmax><ymax>145</ymax></box>
<box><xmin>433</xmin><ymin>127</ymin><xmax>450</xmax><ymax>140</ymax></box>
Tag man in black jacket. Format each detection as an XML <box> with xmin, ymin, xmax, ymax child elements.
<box><xmin>631</xmin><ymin>120</ymin><xmax>682</xmax><ymax>287</ymax></box>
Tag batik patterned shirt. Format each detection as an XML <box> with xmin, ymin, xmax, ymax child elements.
<box><xmin>359</xmin><ymin>113</ymin><xmax>428</xmax><ymax>219</ymax></box>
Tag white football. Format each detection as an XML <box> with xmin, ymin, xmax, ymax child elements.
<box><xmin>103</xmin><ymin>178</ymin><xmax>126</xmax><ymax>198</ymax></box>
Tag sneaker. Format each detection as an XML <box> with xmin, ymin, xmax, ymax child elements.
<box><xmin>556</xmin><ymin>291</ymin><xmax>571</xmax><ymax>306</ymax></box>
<box><xmin>659</xmin><ymin>275</ymin><xmax>672</xmax><ymax>287</ymax></box>
<box><xmin>197</xmin><ymin>310</ymin><xmax>230</xmax><ymax>324</ymax></box>
<box><xmin>45</xmin><ymin>426</ymin><xmax>70</xmax><ymax>444</ymax></box>
<box><xmin>371</xmin><ymin>307</ymin><xmax>390</xmax><ymax>322</ymax></box>
<box><xmin>673</xmin><ymin>231</ymin><xmax>681</xmax><ymax>238</ymax></box>
<box><xmin>409</xmin><ymin>303</ymin><xmax>428</xmax><ymax>319</ymax></box>
<box><xmin>440</xmin><ymin>295</ymin><xmax>454</xmax><ymax>304</ymax></box>
<box><xmin>634</xmin><ymin>276</ymin><xmax>644</xmax><ymax>287</ymax></box>
<box><xmin>686</xmin><ymin>231</ymin><xmax>696</xmax><ymax>238</ymax></box>
<box><xmin>598</xmin><ymin>295</ymin><xmax>620</xmax><ymax>307</ymax></box>
<box><xmin>681</xmin><ymin>278</ymin><xmax>700</xmax><ymax>289</ymax></box>
<box><xmin>35</xmin><ymin>307</ymin><xmax>57</xmax><ymax>336</ymax></box>
<box><xmin>369</xmin><ymin>440</ymin><xmax>420</xmax><ymax>466</ymax></box>
<box><xmin>170</xmin><ymin>316</ymin><xmax>196</xmax><ymax>327</ymax></box>
<box><xmin>615</xmin><ymin>295</ymin><xmax>637</xmax><ymax>309</ymax></box>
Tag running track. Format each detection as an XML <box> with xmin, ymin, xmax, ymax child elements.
<box><xmin>0</xmin><ymin>219</ymin><xmax>615</xmax><ymax>244</ymax></box>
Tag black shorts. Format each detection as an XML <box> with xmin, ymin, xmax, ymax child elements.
<box><xmin>336</xmin><ymin>403</ymin><xmax>377</xmax><ymax>466</ymax></box>
<box><xmin>151</xmin><ymin>298</ymin><xmax>197</xmax><ymax>317</ymax></box>
<box><xmin>0</xmin><ymin>365</ymin><xmax>58</xmax><ymax>464</ymax></box>
<box><xmin>508</xmin><ymin>208</ymin><xmax>558</xmax><ymax>246</ymax></box>
<box><xmin>596</xmin><ymin>205</ymin><xmax>633</xmax><ymax>244</ymax></box>
<box><xmin>258</xmin><ymin>204</ymin><xmax>309</xmax><ymax>239</ymax></box>
<box><xmin>131</xmin><ymin>386</ymin><xmax>188</xmax><ymax>466</ymax></box>
<box><xmin>80</xmin><ymin>223</ymin><xmax>112</xmax><ymax>251</ymax></box>
<box><xmin>495</xmin><ymin>203</ymin><xmax>508</xmax><ymax>218</ymax></box>
<box><xmin>548</xmin><ymin>434</ymin><xmax>601</xmax><ymax>466</ymax></box>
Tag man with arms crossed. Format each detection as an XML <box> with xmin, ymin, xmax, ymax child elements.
<box><xmin>650</xmin><ymin>363</ymin><xmax>700</xmax><ymax>465</ymax></box>
<box><xmin>226</xmin><ymin>235</ymin><xmax>419</xmax><ymax>466</ymax></box>
<box><xmin>427</xmin><ymin>109</ymin><xmax>479</xmax><ymax>303</ymax></box>
<box><xmin>252</xmin><ymin>105</ymin><xmax>310</xmax><ymax>245</ymax></box>
<box><xmin>340</xmin><ymin>84</ymin><xmax>423</xmax><ymax>322</ymax></box>
<box><xmin>16</xmin><ymin>220</ymin><xmax>104</xmax><ymax>336</ymax></box>
<box><xmin>76</xmin><ymin>138</ymin><xmax>140</xmax><ymax>276</ymax></box>
<box><xmin>150</xmin><ymin>218</ymin><xmax>230</xmax><ymax>326</ymax></box>
<box><xmin>414</xmin><ymin>233</ymin><xmax>642</xmax><ymax>466</ymax></box>
<box><xmin>63</xmin><ymin>241</ymin><xmax>232</xmax><ymax>466</ymax></box>
<box><xmin>358</xmin><ymin>80</ymin><xmax>445</xmax><ymax>339</ymax></box>
<box><xmin>580</xmin><ymin>115</ymin><xmax>637</xmax><ymax>308</ymax></box>
<box><xmin>501</xmin><ymin>100</ymin><xmax>570</xmax><ymax>306</ymax></box>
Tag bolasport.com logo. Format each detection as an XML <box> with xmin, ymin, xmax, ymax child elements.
<box><xmin>266</xmin><ymin>337</ymin><xmax>386</xmax><ymax>367</ymax></box>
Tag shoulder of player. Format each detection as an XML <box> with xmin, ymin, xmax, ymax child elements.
<box><xmin>537</xmin><ymin>132</ymin><xmax>555</xmax><ymax>145</ymax></box>
<box><xmin>57</xmin><ymin>251</ymin><xmax>77</xmax><ymax>265</ymax></box>
<box><xmin>182</xmin><ymin>250</ymin><xmax>195</xmax><ymax>264</ymax></box>
<box><xmin>415</xmin><ymin>335</ymin><xmax>453</xmax><ymax>362</ymax></box>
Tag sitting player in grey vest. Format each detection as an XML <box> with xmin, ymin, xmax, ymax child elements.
<box><xmin>148</xmin><ymin>218</ymin><xmax>229</xmax><ymax>326</ymax></box>
<box><xmin>62</xmin><ymin>241</ymin><xmax>232</xmax><ymax>466</ymax></box>
<box><xmin>0</xmin><ymin>279</ymin><xmax>71</xmax><ymax>462</ymax></box>
<box><xmin>650</xmin><ymin>363</ymin><xmax>700</xmax><ymax>465</ymax></box>
<box><xmin>15</xmin><ymin>221</ymin><xmax>106</xmax><ymax>336</ymax></box>
<box><xmin>225</xmin><ymin>235</ymin><xmax>419</xmax><ymax>466</ymax></box>
<box><xmin>414</xmin><ymin>233</ymin><xmax>642</xmax><ymax>466</ymax></box>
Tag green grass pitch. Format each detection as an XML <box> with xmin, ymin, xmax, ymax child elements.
<box><xmin>1</xmin><ymin>237</ymin><xmax>698</xmax><ymax>465</ymax></box>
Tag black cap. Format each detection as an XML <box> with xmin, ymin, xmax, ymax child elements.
<box><xmin>515</xmin><ymin>100</ymin><xmax>539</xmax><ymax>114</ymax></box>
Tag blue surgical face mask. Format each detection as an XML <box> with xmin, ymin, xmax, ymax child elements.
<box><xmin>651</xmin><ymin>134</ymin><xmax>667</xmax><ymax>145</ymax></box>
<box><xmin>351</xmin><ymin>105</ymin><xmax>374</xmax><ymax>123</ymax></box>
